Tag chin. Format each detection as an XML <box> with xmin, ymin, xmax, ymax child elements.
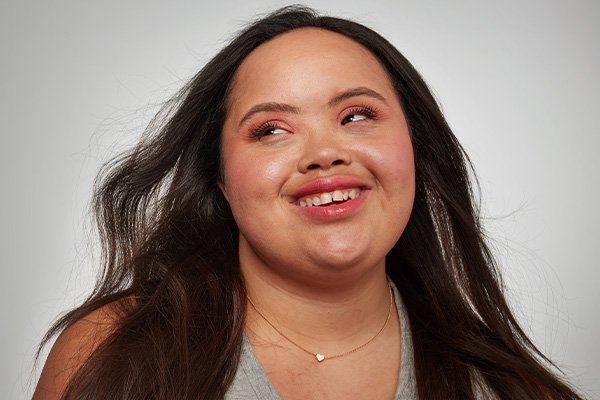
<box><xmin>306</xmin><ymin>229</ymin><xmax>394</xmax><ymax>269</ymax></box>
<box><xmin>309</xmin><ymin>247</ymin><xmax>378</xmax><ymax>272</ymax></box>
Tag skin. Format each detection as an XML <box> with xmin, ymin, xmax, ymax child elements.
<box><xmin>33</xmin><ymin>305</ymin><xmax>121</xmax><ymax>399</ymax></box>
<box><xmin>220</xmin><ymin>28</ymin><xmax>415</xmax><ymax>399</ymax></box>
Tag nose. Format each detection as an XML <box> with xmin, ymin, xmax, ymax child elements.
<box><xmin>297</xmin><ymin>132</ymin><xmax>352</xmax><ymax>173</ymax></box>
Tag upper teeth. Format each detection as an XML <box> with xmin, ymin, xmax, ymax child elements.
<box><xmin>297</xmin><ymin>189</ymin><xmax>360</xmax><ymax>207</ymax></box>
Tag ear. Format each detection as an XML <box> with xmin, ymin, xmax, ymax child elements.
<box><xmin>217</xmin><ymin>178</ymin><xmax>230</xmax><ymax>203</ymax></box>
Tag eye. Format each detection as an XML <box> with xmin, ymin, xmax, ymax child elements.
<box><xmin>250</xmin><ymin>122</ymin><xmax>289</xmax><ymax>139</ymax></box>
<box><xmin>341</xmin><ymin>107</ymin><xmax>377</xmax><ymax>126</ymax></box>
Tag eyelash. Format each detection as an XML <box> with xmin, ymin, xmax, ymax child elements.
<box><xmin>341</xmin><ymin>106</ymin><xmax>378</xmax><ymax>125</ymax></box>
<box><xmin>249</xmin><ymin>121</ymin><xmax>284</xmax><ymax>139</ymax></box>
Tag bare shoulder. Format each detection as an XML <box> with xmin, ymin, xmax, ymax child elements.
<box><xmin>33</xmin><ymin>299</ymin><xmax>131</xmax><ymax>400</ymax></box>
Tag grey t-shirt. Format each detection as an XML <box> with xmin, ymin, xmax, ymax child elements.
<box><xmin>225</xmin><ymin>282</ymin><xmax>418</xmax><ymax>399</ymax></box>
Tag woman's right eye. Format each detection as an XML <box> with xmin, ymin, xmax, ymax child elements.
<box><xmin>250</xmin><ymin>122</ymin><xmax>289</xmax><ymax>139</ymax></box>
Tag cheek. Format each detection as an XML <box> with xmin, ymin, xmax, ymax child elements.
<box><xmin>221</xmin><ymin>146</ymin><xmax>296</xmax><ymax>248</ymax></box>
<box><xmin>367</xmin><ymin>128</ymin><xmax>416</xmax><ymax>222</ymax></box>
<box><xmin>221</xmin><ymin>147</ymin><xmax>289</xmax><ymax>211</ymax></box>
<box><xmin>390</xmin><ymin>133</ymin><xmax>415</xmax><ymax>185</ymax></box>
<box><xmin>379</xmin><ymin>133</ymin><xmax>416</xmax><ymax>250</ymax></box>
<box><xmin>369</xmin><ymin>129</ymin><xmax>415</xmax><ymax>186</ymax></box>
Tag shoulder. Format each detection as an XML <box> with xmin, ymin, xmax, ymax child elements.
<box><xmin>33</xmin><ymin>299</ymin><xmax>131</xmax><ymax>400</ymax></box>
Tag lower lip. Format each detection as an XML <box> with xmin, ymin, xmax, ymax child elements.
<box><xmin>294</xmin><ymin>191</ymin><xmax>368</xmax><ymax>220</ymax></box>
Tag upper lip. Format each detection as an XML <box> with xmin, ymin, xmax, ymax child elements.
<box><xmin>290</xmin><ymin>175</ymin><xmax>369</xmax><ymax>202</ymax></box>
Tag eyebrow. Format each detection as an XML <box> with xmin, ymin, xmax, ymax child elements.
<box><xmin>327</xmin><ymin>86</ymin><xmax>389</xmax><ymax>107</ymax></box>
<box><xmin>239</xmin><ymin>103</ymin><xmax>300</xmax><ymax>127</ymax></box>
<box><xmin>237</xmin><ymin>86</ymin><xmax>388</xmax><ymax>127</ymax></box>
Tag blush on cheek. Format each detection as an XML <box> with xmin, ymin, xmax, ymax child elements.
<box><xmin>264</xmin><ymin>162</ymin><xmax>283</xmax><ymax>182</ymax></box>
<box><xmin>229</xmin><ymin>153</ymin><xmax>289</xmax><ymax>188</ymax></box>
<box><xmin>223</xmin><ymin>155</ymin><xmax>280</xmax><ymax>212</ymax></box>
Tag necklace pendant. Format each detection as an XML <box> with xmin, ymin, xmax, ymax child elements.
<box><xmin>315</xmin><ymin>353</ymin><xmax>325</xmax><ymax>362</ymax></box>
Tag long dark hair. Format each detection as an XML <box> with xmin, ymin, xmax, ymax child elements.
<box><xmin>39</xmin><ymin>5</ymin><xmax>581</xmax><ymax>399</ymax></box>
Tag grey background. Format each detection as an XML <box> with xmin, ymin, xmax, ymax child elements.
<box><xmin>1</xmin><ymin>1</ymin><xmax>598</xmax><ymax>398</ymax></box>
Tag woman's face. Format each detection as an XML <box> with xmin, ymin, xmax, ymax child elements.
<box><xmin>220</xmin><ymin>28</ymin><xmax>415</xmax><ymax>284</ymax></box>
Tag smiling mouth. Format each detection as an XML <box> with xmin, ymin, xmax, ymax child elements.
<box><xmin>295</xmin><ymin>188</ymin><xmax>362</xmax><ymax>207</ymax></box>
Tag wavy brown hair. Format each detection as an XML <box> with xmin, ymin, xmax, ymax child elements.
<box><xmin>38</xmin><ymin>5</ymin><xmax>582</xmax><ymax>399</ymax></box>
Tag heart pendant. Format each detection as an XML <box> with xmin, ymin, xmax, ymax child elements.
<box><xmin>315</xmin><ymin>353</ymin><xmax>325</xmax><ymax>362</ymax></box>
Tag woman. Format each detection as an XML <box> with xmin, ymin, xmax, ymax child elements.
<box><xmin>34</xmin><ymin>6</ymin><xmax>582</xmax><ymax>400</ymax></box>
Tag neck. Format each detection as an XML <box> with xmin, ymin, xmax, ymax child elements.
<box><xmin>242</xmin><ymin>260</ymin><xmax>394</xmax><ymax>357</ymax></box>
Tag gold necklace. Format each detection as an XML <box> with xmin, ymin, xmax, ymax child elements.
<box><xmin>246</xmin><ymin>284</ymin><xmax>394</xmax><ymax>363</ymax></box>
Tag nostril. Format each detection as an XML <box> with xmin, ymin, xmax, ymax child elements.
<box><xmin>306</xmin><ymin>158</ymin><xmax>345</xmax><ymax>171</ymax></box>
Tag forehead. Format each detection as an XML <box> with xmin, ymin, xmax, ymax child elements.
<box><xmin>227</xmin><ymin>28</ymin><xmax>395</xmax><ymax>111</ymax></box>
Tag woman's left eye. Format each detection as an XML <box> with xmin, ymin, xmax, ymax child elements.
<box><xmin>341</xmin><ymin>108</ymin><xmax>376</xmax><ymax>125</ymax></box>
